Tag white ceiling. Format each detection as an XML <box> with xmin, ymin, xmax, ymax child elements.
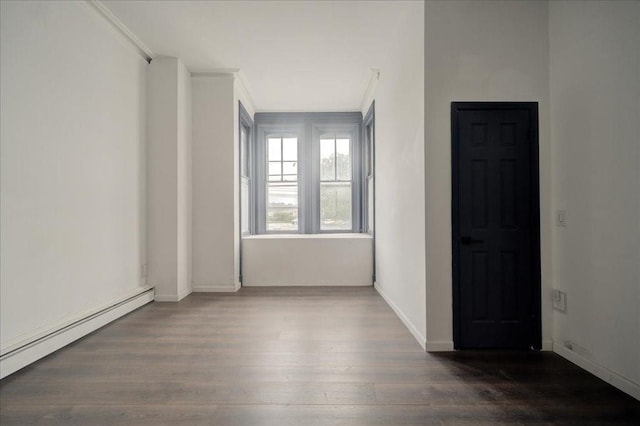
<box><xmin>101</xmin><ymin>0</ymin><xmax>419</xmax><ymax>112</ymax></box>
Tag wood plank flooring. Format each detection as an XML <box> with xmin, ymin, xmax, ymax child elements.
<box><xmin>1</xmin><ymin>287</ymin><xmax>639</xmax><ymax>425</ymax></box>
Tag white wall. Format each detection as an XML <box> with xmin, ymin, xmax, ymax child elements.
<box><xmin>367</xmin><ymin>1</ymin><xmax>426</xmax><ymax>347</ymax></box>
<box><xmin>147</xmin><ymin>57</ymin><xmax>192</xmax><ymax>301</ymax></box>
<box><xmin>549</xmin><ymin>0</ymin><xmax>640</xmax><ymax>398</ymax></box>
<box><xmin>1</xmin><ymin>1</ymin><xmax>147</xmax><ymax>347</ymax></box>
<box><xmin>424</xmin><ymin>0</ymin><xmax>552</xmax><ymax>350</ymax></box>
<box><xmin>191</xmin><ymin>75</ymin><xmax>239</xmax><ymax>291</ymax></box>
<box><xmin>242</xmin><ymin>235</ymin><xmax>373</xmax><ymax>286</ymax></box>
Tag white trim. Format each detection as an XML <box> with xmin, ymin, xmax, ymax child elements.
<box><xmin>554</xmin><ymin>343</ymin><xmax>640</xmax><ymax>401</ymax></box>
<box><xmin>154</xmin><ymin>294</ymin><xmax>180</xmax><ymax>302</ymax></box>
<box><xmin>155</xmin><ymin>286</ymin><xmax>192</xmax><ymax>302</ymax></box>
<box><xmin>425</xmin><ymin>341</ymin><xmax>454</xmax><ymax>352</ymax></box>
<box><xmin>360</xmin><ymin>68</ymin><xmax>381</xmax><ymax>114</ymax></box>
<box><xmin>234</xmin><ymin>70</ymin><xmax>257</xmax><ymax>117</ymax></box>
<box><xmin>192</xmin><ymin>284</ymin><xmax>241</xmax><ymax>293</ymax></box>
<box><xmin>191</xmin><ymin>69</ymin><xmax>257</xmax><ymax>115</ymax></box>
<box><xmin>180</xmin><ymin>286</ymin><xmax>192</xmax><ymax>301</ymax></box>
<box><xmin>84</xmin><ymin>1</ymin><xmax>153</xmax><ymax>61</ymax></box>
<box><xmin>375</xmin><ymin>283</ymin><xmax>426</xmax><ymax>350</ymax></box>
<box><xmin>542</xmin><ymin>339</ymin><xmax>554</xmax><ymax>351</ymax></box>
<box><xmin>1</xmin><ymin>286</ymin><xmax>153</xmax><ymax>354</ymax></box>
<box><xmin>191</xmin><ymin>69</ymin><xmax>239</xmax><ymax>78</ymax></box>
<box><xmin>0</xmin><ymin>288</ymin><xmax>154</xmax><ymax>379</ymax></box>
<box><xmin>243</xmin><ymin>233</ymin><xmax>373</xmax><ymax>240</ymax></box>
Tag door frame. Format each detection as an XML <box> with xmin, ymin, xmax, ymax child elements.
<box><xmin>451</xmin><ymin>101</ymin><xmax>541</xmax><ymax>350</ymax></box>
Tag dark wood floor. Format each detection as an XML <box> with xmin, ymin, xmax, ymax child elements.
<box><xmin>1</xmin><ymin>287</ymin><xmax>638</xmax><ymax>425</ymax></box>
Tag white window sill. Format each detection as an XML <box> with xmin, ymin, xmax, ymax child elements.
<box><xmin>243</xmin><ymin>233</ymin><xmax>372</xmax><ymax>240</ymax></box>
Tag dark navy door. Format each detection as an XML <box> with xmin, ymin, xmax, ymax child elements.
<box><xmin>452</xmin><ymin>102</ymin><xmax>541</xmax><ymax>349</ymax></box>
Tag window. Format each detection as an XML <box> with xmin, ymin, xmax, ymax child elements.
<box><xmin>266</xmin><ymin>135</ymin><xmax>298</xmax><ymax>231</ymax></box>
<box><xmin>320</xmin><ymin>134</ymin><xmax>352</xmax><ymax>231</ymax></box>
<box><xmin>251</xmin><ymin>113</ymin><xmax>364</xmax><ymax>234</ymax></box>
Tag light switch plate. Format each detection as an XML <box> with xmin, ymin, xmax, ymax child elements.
<box><xmin>552</xmin><ymin>289</ymin><xmax>567</xmax><ymax>312</ymax></box>
<box><xmin>556</xmin><ymin>210</ymin><xmax>567</xmax><ymax>227</ymax></box>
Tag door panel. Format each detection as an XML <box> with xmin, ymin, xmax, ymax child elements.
<box><xmin>452</xmin><ymin>102</ymin><xmax>540</xmax><ymax>349</ymax></box>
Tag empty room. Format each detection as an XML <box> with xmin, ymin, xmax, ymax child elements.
<box><xmin>1</xmin><ymin>0</ymin><xmax>639</xmax><ymax>424</ymax></box>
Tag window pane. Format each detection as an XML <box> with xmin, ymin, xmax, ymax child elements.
<box><xmin>320</xmin><ymin>182</ymin><xmax>352</xmax><ymax>230</ymax></box>
<box><xmin>320</xmin><ymin>138</ymin><xmax>335</xmax><ymax>181</ymax></box>
<box><xmin>282</xmin><ymin>138</ymin><xmax>297</xmax><ymax>161</ymax></box>
<box><xmin>282</xmin><ymin>161</ymin><xmax>297</xmax><ymax>176</ymax></box>
<box><xmin>241</xmin><ymin>178</ymin><xmax>250</xmax><ymax>234</ymax></box>
<box><xmin>268</xmin><ymin>162</ymin><xmax>281</xmax><ymax>178</ymax></box>
<box><xmin>367</xmin><ymin>176</ymin><xmax>374</xmax><ymax>233</ymax></box>
<box><xmin>268</xmin><ymin>138</ymin><xmax>281</xmax><ymax>161</ymax></box>
<box><xmin>267</xmin><ymin>182</ymin><xmax>298</xmax><ymax>231</ymax></box>
<box><xmin>336</xmin><ymin>138</ymin><xmax>351</xmax><ymax>180</ymax></box>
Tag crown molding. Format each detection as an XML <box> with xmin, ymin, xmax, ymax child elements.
<box><xmin>191</xmin><ymin>68</ymin><xmax>240</xmax><ymax>78</ymax></box>
<box><xmin>360</xmin><ymin>68</ymin><xmax>381</xmax><ymax>113</ymax></box>
<box><xmin>85</xmin><ymin>0</ymin><xmax>153</xmax><ymax>62</ymax></box>
<box><xmin>191</xmin><ymin>69</ymin><xmax>257</xmax><ymax>115</ymax></box>
<box><xmin>234</xmin><ymin>70</ymin><xmax>257</xmax><ymax>117</ymax></box>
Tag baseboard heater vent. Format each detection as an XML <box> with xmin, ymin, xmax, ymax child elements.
<box><xmin>0</xmin><ymin>287</ymin><xmax>155</xmax><ymax>379</ymax></box>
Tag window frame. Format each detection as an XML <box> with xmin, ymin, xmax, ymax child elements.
<box><xmin>362</xmin><ymin>102</ymin><xmax>375</xmax><ymax>235</ymax></box>
<box><xmin>312</xmin><ymin>122</ymin><xmax>361</xmax><ymax>233</ymax></box>
<box><xmin>252</xmin><ymin>112</ymin><xmax>363</xmax><ymax>234</ymax></box>
<box><xmin>239</xmin><ymin>102</ymin><xmax>254</xmax><ymax>237</ymax></box>
<box><xmin>255</xmin><ymin>123</ymin><xmax>305</xmax><ymax>234</ymax></box>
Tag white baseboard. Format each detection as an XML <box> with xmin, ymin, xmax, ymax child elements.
<box><xmin>542</xmin><ymin>340</ymin><xmax>554</xmax><ymax>351</ymax></box>
<box><xmin>0</xmin><ymin>287</ymin><xmax>154</xmax><ymax>379</ymax></box>
<box><xmin>155</xmin><ymin>286</ymin><xmax>191</xmax><ymax>302</ymax></box>
<box><xmin>192</xmin><ymin>283</ymin><xmax>241</xmax><ymax>292</ymax></box>
<box><xmin>554</xmin><ymin>343</ymin><xmax>640</xmax><ymax>401</ymax></box>
<box><xmin>154</xmin><ymin>294</ymin><xmax>180</xmax><ymax>302</ymax></box>
<box><xmin>426</xmin><ymin>340</ymin><xmax>454</xmax><ymax>352</ymax></box>
<box><xmin>375</xmin><ymin>284</ymin><xmax>426</xmax><ymax>350</ymax></box>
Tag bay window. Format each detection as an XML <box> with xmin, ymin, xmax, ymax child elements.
<box><xmin>251</xmin><ymin>112</ymin><xmax>365</xmax><ymax>234</ymax></box>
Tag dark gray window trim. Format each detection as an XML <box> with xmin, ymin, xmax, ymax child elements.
<box><xmin>363</xmin><ymin>102</ymin><xmax>375</xmax><ymax>282</ymax></box>
<box><xmin>239</xmin><ymin>102</ymin><xmax>254</xmax><ymax>235</ymax></box>
<box><xmin>311</xmin><ymin>122</ymin><xmax>361</xmax><ymax>234</ymax></box>
<box><xmin>253</xmin><ymin>112</ymin><xmax>364</xmax><ymax>234</ymax></box>
<box><xmin>239</xmin><ymin>103</ymin><xmax>254</xmax><ymax>180</ymax></box>
<box><xmin>254</xmin><ymin>123</ymin><xmax>305</xmax><ymax>234</ymax></box>
<box><xmin>363</xmin><ymin>102</ymin><xmax>375</xmax><ymax>235</ymax></box>
<box><xmin>239</xmin><ymin>101</ymin><xmax>254</xmax><ymax>284</ymax></box>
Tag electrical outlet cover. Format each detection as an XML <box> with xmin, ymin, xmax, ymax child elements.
<box><xmin>552</xmin><ymin>289</ymin><xmax>567</xmax><ymax>312</ymax></box>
